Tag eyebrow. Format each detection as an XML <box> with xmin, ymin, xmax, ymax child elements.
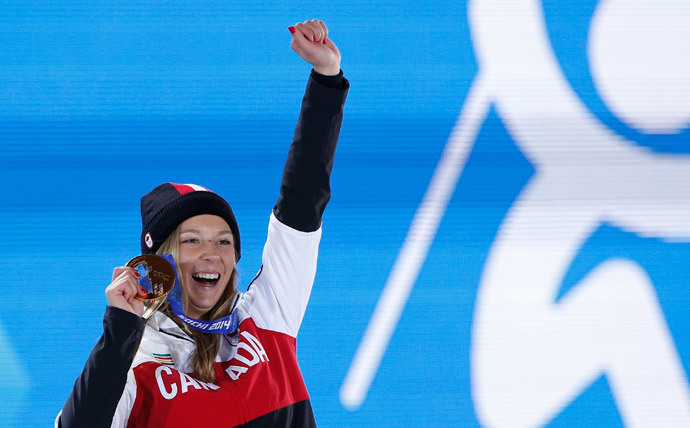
<box><xmin>180</xmin><ymin>229</ymin><xmax>234</xmax><ymax>236</ymax></box>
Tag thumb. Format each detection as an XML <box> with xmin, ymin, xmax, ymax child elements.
<box><xmin>323</xmin><ymin>37</ymin><xmax>340</xmax><ymax>57</ymax></box>
<box><xmin>132</xmin><ymin>299</ymin><xmax>145</xmax><ymax>317</ymax></box>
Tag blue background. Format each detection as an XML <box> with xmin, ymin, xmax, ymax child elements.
<box><xmin>0</xmin><ymin>1</ymin><xmax>688</xmax><ymax>426</ymax></box>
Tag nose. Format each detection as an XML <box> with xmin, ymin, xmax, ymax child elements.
<box><xmin>200</xmin><ymin>240</ymin><xmax>221</xmax><ymax>260</ymax></box>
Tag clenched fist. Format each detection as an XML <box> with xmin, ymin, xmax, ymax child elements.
<box><xmin>289</xmin><ymin>20</ymin><xmax>341</xmax><ymax>76</ymax></box>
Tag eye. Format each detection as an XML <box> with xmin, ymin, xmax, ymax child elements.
<box><xmin>218</xmin><ymin>239</ymin><xmax>233</xmax><ymax>246</ymax></box>
<box><xmin>181</xmin><ymin>237</ymin><xmax>200</xmax><ymax>244</ymax></box>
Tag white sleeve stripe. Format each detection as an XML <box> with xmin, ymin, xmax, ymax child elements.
<box><xmin>242</xmin><ymin>213</ymin><xmax>321</xmax><ymax>337</ymax></box>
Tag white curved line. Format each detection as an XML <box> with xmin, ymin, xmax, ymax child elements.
<box><xmin>339</xmin><ymin>73</ymin><xmax>491</xmax><ymax>410</ymax></box>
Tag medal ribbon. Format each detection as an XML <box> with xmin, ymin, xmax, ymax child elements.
<box><xmin>159</xmin><ymin>254</ymin><xmax>240</xmax><ymax>334</ymax></box>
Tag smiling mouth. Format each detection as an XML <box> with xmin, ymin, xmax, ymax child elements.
<box><xmin>191</xmin><ymin>272</ymin><xmax>220</xmax><ymax>287</ymax></box>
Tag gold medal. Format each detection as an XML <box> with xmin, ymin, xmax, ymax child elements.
<box><xmin>126</xmin><ymin>254</ymin><xmax>175</xmax><ymax>302</ymax></box>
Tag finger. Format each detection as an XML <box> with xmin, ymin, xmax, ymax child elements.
<box><xmin>316</xmin><ymin>20</ymin><xmax>328</xmax><ymax>42</ymax></box>
<box><xmin>106</xmin><ymin>277</ymin><xmax>129</xmax><ymax>307</ymax></box>
<box><xmin>122</xmin><ymin>268</ymin><xmax>148</xmax><ymax>297</ymax></box>
<box><xmin>112</xmin><ymin>266</ymin><xmax>129</xmax><ymax>281</ymax></box>
<box><xmin>110</xmin><ymin>271</ymin><xmax>141</xmax><ymax>302</ymax></box>
<box><xmin>108</xmin><ymin>274</ymin><xmax>131</xmax><ymax>301</ymax></box>
<box><xmin>296</xmin><ymin>21</ymin><xmax>319</xmax><ymax>43</ymax></box>
<box><xmin>289</xmin><ymin>24</ymin><xmax>315</xmax><ymax>55</ymax></box>
<box><xmin>125</xmin><ymin>274</ymin><xmax>147</xmax><ymax>301</ymax></box>
<box><xmin>117</xmin><ymin>269</ymin><xmax>138</xmax><ymax>294</ymax></box>
<box><xmin>293</xmin><ymin>22</ymin><xmax>310</xmax><ymax>41</ymax></box>
<box><xmin>305</xmin><ymin>19</ymin><xmax>325</xmax><ymax>42</ymax></box>
<box><xmin>112</xmin><ymin>266</ymin><xmax>140</xmax><ymax>281</ymax></box>
<box><xmin>123</xmin><ymin>276</ymin><xmax>139</xmax><ymax>300</ymax></box>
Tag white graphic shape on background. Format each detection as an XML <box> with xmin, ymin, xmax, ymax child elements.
<box><xmin>589</xmin><ymin>0</ymin><xmax>690</xmax><ymax>134</ymax></box>
<box><xmin>470</xmin><ymin>0</ymin><xmax>690</xmax><ymax>427</ymax></box>
<box><xmin>0</xmin><ymin>322</ymin><xmax>30</xmax><ymax>425</ymax></box>
<box><xmin>342</xmin><ymin>0</ymin><xmax>690</xmax><ymax>426</ymax></box>
<box><xmin>340</xmin><ymin>74</ymin><xmax>492</xmax><ymax>410</ymax></box>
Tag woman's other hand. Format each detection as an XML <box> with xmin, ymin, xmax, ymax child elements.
<box><xmin>106</xmin><ymin>267</ymin><xmax>146</xmax><ymax>317</ymax></box>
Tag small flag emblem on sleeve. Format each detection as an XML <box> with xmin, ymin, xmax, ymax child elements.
<box><xmin>152</xmin><ymin>353</ymin><xmax>175</xmax><ymax>366</ymax></box>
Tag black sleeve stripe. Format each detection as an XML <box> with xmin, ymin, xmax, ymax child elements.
<box><xmin>60</xmin><ymin>306</ymin><xmax>145</xmax><ymax>428</ymax></box>
<box><xmin>273</xmin><ymin>73</ymin><xmax>349</xmax><ymax>232</ymax></box>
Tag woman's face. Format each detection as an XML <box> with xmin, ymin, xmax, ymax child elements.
<box><xmin>177</xmin><ymin>214</ymin><xmax>236</xmax><ymax>319</ymax></box>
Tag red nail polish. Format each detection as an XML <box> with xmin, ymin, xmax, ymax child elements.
<box><xmin>288</xmin><ymin>26</ymin><xmax>295</xmax><ymax>34</ymax></box>
<box><xmin>138</xmin><ymin>286</ymin><xmax>148</xmax><ymax>296</ymax></box>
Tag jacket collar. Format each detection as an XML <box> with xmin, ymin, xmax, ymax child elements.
<box><xmin>149</xmin><ymin>310</ymin><xmax>191</xmax><ymax>340</ymax></box>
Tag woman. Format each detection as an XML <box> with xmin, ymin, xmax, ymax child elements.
<box><xmin>57</xmin><ymin>19</ymin><xmax>348</xmax><ymax>428</ymax></box>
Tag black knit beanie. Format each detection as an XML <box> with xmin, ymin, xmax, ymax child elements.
<box><xmin>140</xmin><ymin>183</ymin><xmax>241</xmax><ymax>259</ymax></box>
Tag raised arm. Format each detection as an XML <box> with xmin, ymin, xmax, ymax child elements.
<box><xmin>273</xmin><ymin>20</ymin><xmax>350</xmax><ymax>231</ymax></box>
<box><xmin>246</xmin><ymin>21</ymin><xmax>348</xmax><ymax>338</ymax></box>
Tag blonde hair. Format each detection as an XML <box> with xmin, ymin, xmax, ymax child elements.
<box><xmin>155</xmin><ymin>224</ymin><xmax>239</xmax><ymax>383</ymax></box>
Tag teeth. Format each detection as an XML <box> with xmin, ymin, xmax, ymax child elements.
<box><xmin>194</xmin><ymin>273</ymin><xmax>220</xmax><ymax>280</ymax></box>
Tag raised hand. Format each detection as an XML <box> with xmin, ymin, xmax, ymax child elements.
<box><xmin>288</xmin><ymin>20</ymin><xmax>341</xmax><ymax>76</ymax></box>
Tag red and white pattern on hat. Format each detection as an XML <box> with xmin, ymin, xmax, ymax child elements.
<box><xmin>170</xmin><ymin>183</ymin><xmax>211</xmax><ymax>195</ymax></box>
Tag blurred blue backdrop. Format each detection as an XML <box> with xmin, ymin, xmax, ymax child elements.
<box><xmin>1</xmin><ymin>1</ymin><xmax>688</xmax><ymax>426</ymax></box>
